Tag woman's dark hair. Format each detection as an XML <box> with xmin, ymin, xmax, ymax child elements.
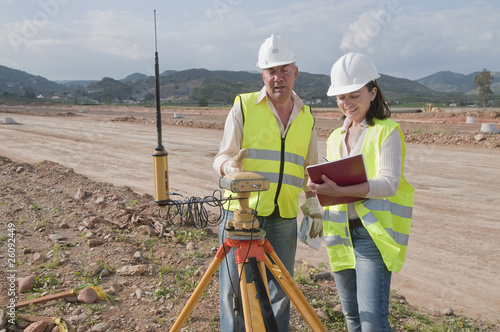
<box><xmin>365</xmin><ymin>80</ymin><xmax>390</xmax><ymax>126</ymax></box>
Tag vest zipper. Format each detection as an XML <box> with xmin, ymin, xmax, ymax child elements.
<box><xmin>274</xmin><ymin>137</ymin><xmax>286</xmax><ymax>209</ymax></box>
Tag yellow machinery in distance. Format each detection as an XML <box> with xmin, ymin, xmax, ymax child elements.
<box><xmin>421</xmin><ymin>103</ymin><xmax>442</xmax><ymax>112</ymax></box>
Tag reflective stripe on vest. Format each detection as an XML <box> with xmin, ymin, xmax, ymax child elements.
<box><xmin>323</xmin><ymin>118</ymin><xmax>414</xmax><ymax>272</ymax></box>
<box><xmin>246</xmin><ymin>148</ymin><xmax>305</xmax><ymax>189</ymax></box>
<box><xmin>223</xmin><ymin>92</ymin><xmax>314</xmax><ymax>218</ymax></box>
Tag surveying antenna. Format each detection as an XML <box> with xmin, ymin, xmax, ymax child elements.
<box><xmin>150</xmin><ymin>11</ymin><xmax>227</xmax><ymax>230</ymax></box>
<box><xmin>169</xmin><ymin>170</ymin><xmax>328</xmax><ymax>331</ymax></box>
<box><xmin>152</xmin><ymin>10</ymin><xmax>170</xmax><ymax>206</ymax></box>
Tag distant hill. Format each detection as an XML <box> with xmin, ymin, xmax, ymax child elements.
<box><xmin>415</xmin><ymin>71</ymin><xmax>500</xmax><ymax>95</ymax></box>
<box><xmin>415</xmin><ymin>71</ymin><xmax>476</xmax><ymax>93</ymax></box>
<box><xmin>57</xmin><ymin>80</ymin><xmax>98</xmax><ymax>88</ymax></box>
<box><xmin>120</xmin><ymin>73</ymin><xmax>148</xmax><ymax>83</ymax></box>
<box><xmin>78</xmin><ymin>77</ymin><xmax>135</xmax><ymax>103</ymax></box>
<box><xmin>378</xmin><ymin>74</ymin><xmax>443</xmax><ymax>99</ymax></box>
<box><xmin>0</xmin><ymin>65</ymin><xmax>68</xmax><ymax>96</ymax></box>
<box><xmin>160</xmin><ymin>70</ymin><xmax>177</xmax><ymax>77</ymax></box>
<box><xmin>157</xmin><ymin>68</ymin><xmax>266</xmax><ymax>104</ymax></box>
<box><xmin>1</xmin><ymin>64</ymin><xmax>498</xmax><ymax>105</ymax></box>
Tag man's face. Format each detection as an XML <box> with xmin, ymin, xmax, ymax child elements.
<box><xmin>261</xmin><ymin>63</ymin><xmax>298</xmax><ymax>104</ymax></box>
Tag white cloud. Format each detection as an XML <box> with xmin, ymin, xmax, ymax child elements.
<box><xmin>71</xmin><ymin>10</ymin><xmax>152</xmax><ymax>59</ymax></box>
<box><xmin>341</xmin><ymin>1</ymin><xmax>500</xmax><ymax>79</ymax></box>
<box><xmin>0</xmin><ymin>0</ymin><xmax>499</xmax><ymax>81</ymax></box>
<box><xmin>340</xmin><ymin>2</ymin><xmax>404</xmax><ymax>53</ymax></box>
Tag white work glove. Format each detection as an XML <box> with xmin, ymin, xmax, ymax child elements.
<box><xmin>300</xmin><ymin>196</ymin><xmax>323</xmax><ymax>238</ymax></box>
<box><xmin>224</xmin><ymin>148</ymin><xmax>248</xmax><ymax>175</ymax></box>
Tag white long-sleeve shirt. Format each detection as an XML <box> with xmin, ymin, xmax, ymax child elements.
<box><xmin>339</xmin><ymin>118</ymin><xmax>402</xmax><ymax>218</ymax></box>
<box><xmin>213</xmin><ymin>86</ymin><xmax>318</xmax><ymax>192</ymax></box>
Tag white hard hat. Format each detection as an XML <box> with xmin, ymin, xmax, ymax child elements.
<box><xmin>327</xmin><ymin>52</ymin><xmax>380</xmax><ymax>96</ymax></box>
<box><xmin>257</xmin><ymin>34</ymin><xmax>297</xmax><ymax>69</ymax></box>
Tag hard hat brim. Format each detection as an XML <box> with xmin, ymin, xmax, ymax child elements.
<box><xmin>327</xmin><ymin>75</ymin><xmax>380</xmax><ymax>96</ymax></box>
<box><xmin>327</xmin><ymin>83</ymin><xmax>364</xmax><ymax>96</ymax></box>
<box><xmin>257</xmin><ymin>58</ymin><xmax>297</xmax><ymax>69</ymax></box>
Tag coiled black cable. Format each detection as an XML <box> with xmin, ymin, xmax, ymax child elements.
<box><xmin>157</xmin><ymin>189</ymin><xmax>229</xmax><ymax>230</ymax></box>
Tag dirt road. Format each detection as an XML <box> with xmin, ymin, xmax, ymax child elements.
<box><xmin>1</xmin><ymin>107</ymin><xmax>499</xmax><ymax>322</ymax></box>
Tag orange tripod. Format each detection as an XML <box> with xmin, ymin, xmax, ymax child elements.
<box><xmin>168</xmin><ymin>172</ymin><xmax>327</xmax><ymax>331</ymax></box>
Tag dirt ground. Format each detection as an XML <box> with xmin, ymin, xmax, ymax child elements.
<box><xmin>1</xmin><ymin>104</ymin><xmax>500</xmax><ymax>329</ymax></box>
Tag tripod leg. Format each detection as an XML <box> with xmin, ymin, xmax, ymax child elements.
<box><xmin>238</xmin><ymin>262</ymin><xmax>266</xmax><ymax>331</ymax></box>
<box><xmin>264</xmin><ymin>250</ymin><xmax>328</xmax><ymax>332</ymax></box>
<box><xmin>169</xmin><ymin>255</ymin><xmax>223</xmax><ymax>332</ymax></box>
<box><xmin>248</xmin><ymin>257</ymin><xmax>279</xmax><ymax>331</ymax></box>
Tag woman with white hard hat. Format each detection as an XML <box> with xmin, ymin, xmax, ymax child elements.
<box><xmin>307</xmin><ymin>52</ymin><xmax>414</xmax><ymax>331</ymax></box>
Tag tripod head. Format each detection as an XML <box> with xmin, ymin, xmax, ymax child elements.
<box><xmin>219</xmin><ymin>171</ymin><xmax>269</xmax><ymax>238</ymax></box>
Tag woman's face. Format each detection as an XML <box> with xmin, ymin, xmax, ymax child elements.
<box><xmin>336</xmin><ymin>85</ymin><xmax>377</xmax><ymax>124</ymax></box>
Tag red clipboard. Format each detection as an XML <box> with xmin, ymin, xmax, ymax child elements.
<box><xmin>306</xmin><ymin>153</ymin><xmax>368</xmax><ymax>206</ymax></box>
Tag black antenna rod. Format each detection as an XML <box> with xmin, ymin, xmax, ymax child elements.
<box><xmin>152</xmin><ymin>10</ymin><xmax>169</xmax><ymax>204</ymax></box>
<box><xmin>154</xmin><ymin>10</ymin><xmax>163</xmax><ymax>151</ymax></box>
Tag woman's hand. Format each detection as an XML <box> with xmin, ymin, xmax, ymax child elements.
<box><xmin>307</xmin><ymin>174</ymin><xmax>343</xmax><ymax>197</ymax></box>
<box><xmin>307</xmin><ymin>175</ymin><xmax>370</xmax><ymax>198</ymax></box>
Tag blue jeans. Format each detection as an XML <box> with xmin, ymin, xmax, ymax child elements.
<box><xmin>218</xmin><ymin>210</ymin><xmax>297</xmax><ymax>332</ymax></box>
<box><xmin>332</xmin><ymin>226</ymin><xmax>392</xmax><ymax>332</ymax></box>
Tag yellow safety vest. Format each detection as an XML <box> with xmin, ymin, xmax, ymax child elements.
<box><xmin>224</xmin><ymin>92</ymin><xmax>314</xmax><ymax>218</ymax></box>
<box><xmin>323</xmin><ymin>118</ymin><xmax>414</xmax><ymax>272</ymax></box>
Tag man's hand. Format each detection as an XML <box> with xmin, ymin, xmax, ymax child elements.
<box><xmin>300</xmin><ymin>196</ymin><xmax>323</xmax><ymax>238</ymax></box>
<box><xmin>224</xmin><ymin>148</ymin><xmax>248</xmax><ymax>175</ymax></box>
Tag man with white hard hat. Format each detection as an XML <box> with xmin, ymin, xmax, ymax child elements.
<box><xmin>213</xmin><ymin>34</ymin><xmax>321</xmax><ymax>331</ymax></box>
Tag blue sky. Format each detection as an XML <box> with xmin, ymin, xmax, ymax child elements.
<box><xmin>1</xmin><ymin>0</ymin><xmax>499</xmax><ymax>81</ymax></box>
